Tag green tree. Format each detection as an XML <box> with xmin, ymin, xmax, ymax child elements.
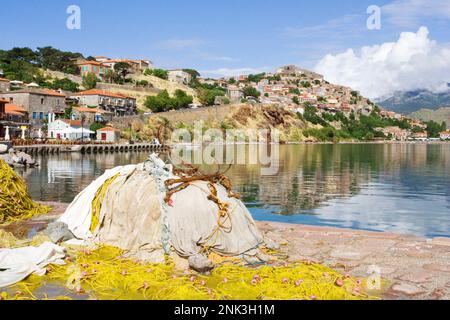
<box><xmin>182</xmin><ymin>69</ymin><xmax>200</xmax><ymax>80</ymax></box>
<box><xmin>90</xmin><ymin>122</ymin><xmax>106</xmax><ymax>132</ymax></box>
<box><xmin>426</xmin><ymin>120</ymin><xmax>444</xmax><ymax>138</ymax></box>
<box><xmin>173</xmin><ymin>89</ymin><xmax>193</xmax><ymax>109</ymax></box>
<box><xmin>243</xmin><ymin>86</ymin><xmax>261</xmax><ymax>99</ymax></box>
<box><xmin>198</xmin><ymin>87</ymin><xmax>225</xmax><ymax>106</ymax></box>
<box><xmin>292</xmin><ymin>96</ymin><xmax>300</xmax><ymax>105</ymax></box>
<box><xmin>289</xmin><ymin>88</ymin><xmax>300</xmax><ymax>95</ymax></box>
<box><xmin>103</xmin><ymin>68</ymin><xmax>117</xmax><ymax>84</ymax></box>
<box><xmin>49</xmin><ymin>78</ymin><xmax>79</xmax><ymax>92</ymax></box>
<box><xmin>82</xmin><ymin>72</ymin><xmax>99</xmax><ymax>90</ymax></box>
<box><xmin>64</xmin><ymin>106</ymin><xmax>73</xmax><ymax>119</ymax></box>
<box><xmin>114</xmin><ymin>62</ymin><xmax>131</xmax><ymax>83</ymax></box>
<box><xmin>144</xmin><ymin>90</ymin><xmax>193</xmax><ymax>112</ymax></box>
<box><xmin>151</xmin><ymin>69</ymin><xmax>168</xmax><ymax>80</ymax></box>
<box><xmin>36</xmin><ymin>46</ymin><xmax>82</xmax><ymax>74</ymax></box>
<box><xmin>247</xmin><ymin>73</ymin><xmax>266</xmax><ymax>83</ymax></box>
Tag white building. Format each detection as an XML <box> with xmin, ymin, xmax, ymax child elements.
<box><xmin>440</xmin><ymin>131</ymin><xmax>450</xmax><ymax>140</ymax></box>
<box><xmin>227</xmin><ymin>86</ymin><xmax>243</xmax><ymax>101</ymax></box>
<box><xmin>97</xmin><ymin>127</ymin><xmax>120</xmax><ymax>143</ymax></box>
<box><xmin>168</xmin><ymin>70</ymin><xmax>192</xmax><ymax>85</ymax></box>
<box><xmin>47</xmin><ymin>115</ymin><xmax>93</xmax><ymax>141</ymax></box>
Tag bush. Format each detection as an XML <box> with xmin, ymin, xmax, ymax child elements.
<box><xmin>243</xmin><ymin>86</ymin><xmax>261</xmax><ymax>99</ymax></box>
<box><xmin>144</xmin><ymin>89</ymin><xmax>193</xmax><ymax>113</ymax></box>
<box><xmin>198</xmin><ymin>87</ymin><xmax>225</xmax><ymax>106</ymax></box>
<box><xmin>82</xmin><ymin>72</ymin><xmax>99</xmax><ymax>90</ymax></box>
<box><xmin>90</xmin><ymin>122</ymin><xmax>105</xmax><ymax>132</ymax></box>
<box><xmin>151</xmin><ymin>69</ymin><xmax>169</xmax><ymax>80</ymax></box>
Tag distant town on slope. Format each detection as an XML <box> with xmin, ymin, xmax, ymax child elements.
<box><xmin>0</xmin><ymin>46</ymin><xmax>449</xmax><ymax>143</ymax></box>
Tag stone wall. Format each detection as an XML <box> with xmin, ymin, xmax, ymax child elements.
<box><xmin>110</xmin><ymin>104</ymin><xmax>241</xmax><ymax>130</ymax></box>
<box><xmin>97</xmin><ymin>83</ymin><xmax>160</xmax><ymax>94</ymax></box>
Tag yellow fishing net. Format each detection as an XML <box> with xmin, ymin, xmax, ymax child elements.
<box><xmin>90</xmin><ymin>174</ymin><xmax>120</xmax><ymax>232</ymax></box>
<box><xmin>1</xmin><ymin>244</ymin><xmax>379</xmax><ymax>301</ymax></box>
<box><xmin>0</xmin><ymin>159</ymin><xmax>50</xmax><ymax>224</ymax></box>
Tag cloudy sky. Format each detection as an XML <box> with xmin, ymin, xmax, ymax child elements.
<box><xmin>1</xmin><ymin>0</ymin><xmax>449</xmax><ymax>98</ymax></box>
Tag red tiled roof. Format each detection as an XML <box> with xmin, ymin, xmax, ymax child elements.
<box><xmin>73</xmin><ymin>89</ymin><xmax>135</xmax><ymax>100</ymax></box>
<box><xmin>0</xmin><ymin>77</ymin><xmax>10</xmax><ymax>82</ymax></box>
<box><xmin>97</xmin><ymin>126</ymin><xmax>120</xmax><ymax>132</ymax></box>
<box><xmin>77</xmin><ymin>60</ymin><xmax>102</xmax><ymax>66</ymax></box>
<box><xmin>5</xmin><ymin>104</ymin><xmax>27</xmax><ymax>115</ymax></box>
<box><xmin>74</xmin><ymin>106</ymin><xmax>107</xmax><ymax>114</ymax></box>
<box><xmin>41</xmin><ymin>89</ymin><xmax>66</xmax><ymax>97</ymax></box>
<box><xmin>2</xmin><ymin>89</ymin><xmax>66</xmax><ymax>97</ymax></box>
<box><xmin>0</xmin><ymin>98</ymin><xmax>9</xmax><ymax>103</ymax></box>
<box><xmin>62</xmin><ymin>119</ymin><xmax>82</xmax><ymax>127</ymax></box>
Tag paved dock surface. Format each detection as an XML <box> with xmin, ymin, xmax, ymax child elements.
<box><xmin>3</xmin><ymin>202</ymin><xmax>449</xmax><ymax>300</ymax></box>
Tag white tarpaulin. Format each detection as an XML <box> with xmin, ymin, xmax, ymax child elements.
<box><xmin>0</xmin><ymin>242</ymin><xmax>66</xmax><ymax>288</ymax></box>
<box><xmin>59</xmin><ymin>165</ymin><xmax>137</xmax><ymax>241</ymax></box>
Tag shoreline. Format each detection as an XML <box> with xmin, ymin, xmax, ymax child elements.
<box><xmin>2</xmin><ymin>201</ymin><xmax>449</xmax><ymax>300</ymax></box>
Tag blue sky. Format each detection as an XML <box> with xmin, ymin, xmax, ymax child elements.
<box><xmin>1</xmin><ymin>0</ymin><xmax>449</xmax><ymax>89</ymax></box>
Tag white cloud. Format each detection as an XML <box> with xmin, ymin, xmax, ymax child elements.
<box><xmin>383</xmin><ymin>0</ymin><xmax>450</xmax><ymax>27</ymax></box>
<box><xmin>157</xmin><ymin>38</ymin><xmax>206</xmax><ymax>50</ymax></box>
<box><xmin>314</xmin><ymin>27</ymin><xmax>450</xmax><ymax>99</ymax></box>
<box><xmin>200</xmin><ymin>67</ymin><xmax>269</xmax><ymax>78</ymax></box>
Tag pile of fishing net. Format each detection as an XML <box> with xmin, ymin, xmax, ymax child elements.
<box><xmin>0</xmin><ymin>159</ymin><xmax>50</xmax><ymax>224</ymax></box>
<box><xmin>57</xmin><ymin>154</ymin><xmax>266</xmax><ymax>269</ymax></box>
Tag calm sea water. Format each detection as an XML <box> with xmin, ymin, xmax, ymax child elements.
<box><xmin>17</xmin><ymin>144</ymin><xmax>450</xmax><ymax>238</ymax></box>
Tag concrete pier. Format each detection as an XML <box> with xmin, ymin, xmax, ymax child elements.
<box><xmin>12</xmin><ymin>143</ymin><xmax>170</xmax><ymax>156</ymax></box>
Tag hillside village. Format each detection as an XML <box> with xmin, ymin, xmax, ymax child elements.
<box><xmin>0</xmin><ymin>47</ymin><xmax>449</xmax><ymax>143</ymax></box>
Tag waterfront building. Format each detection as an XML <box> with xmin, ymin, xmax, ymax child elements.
<box><xmin>440</xmin><ymin>131</ymin><xmax>450</xmax><ymax>140</ymax></box>
<box><xmin>72</xmin><ymin>106</ymin><xmax>114</xmax><ymax>124</ymax></box>
<box><xmin>0</xmin><ymin>89</ymin><xmax>67</xmax><ymax>127</ymax></box>
<box><xmin>47</xmin><ymin>118</ymin><xmax>93</xmax><ymax>141</ymax></box>
<box><xmin>70</xmin><ymin>89</ymin><xmax>137</xmax><ymax>117</ymax></box>
<box><xmin>96</xmin><ymin>126</ymin><xmax>120</xmax><ymax>143</ymax></box>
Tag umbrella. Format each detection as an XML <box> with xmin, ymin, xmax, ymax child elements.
<box><xmin>4</xmin><ymin>126</ymin><xmax>10</xmax><ymax>141</ymax></box>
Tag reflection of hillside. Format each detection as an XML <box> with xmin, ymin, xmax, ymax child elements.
<box><xmin>222</xmin><ymin>144</ymin><xmax>450</xmax><ymax>216</ymax></box>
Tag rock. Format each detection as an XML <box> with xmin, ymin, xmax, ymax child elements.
<box><xmin>391</xmin><ymin>283</ymin><xmax>425</xmax><ymax>296</ymax></box>
<box><xmin>21</xmin><ymin>152</ymin><xmax>36</xmax><ymax>166</ymax></box>
<box><xmin>188</xmin><ymin>254</ymin><xmax>214</xmax><ymax>273</ymax></box>
<box><xmin>0</xmin><ymin>144</ymin><xmax>8</xmax><ymax>154</ymax></box>
<box><xmin>0</xmin><ymin>154</ymin><xmax>14</xmax><ymax>166</ymax></box>
<box><xmin>1</xmin><ymin>150</ymin><xmax>37</xmax><ymax>167</ymax></box>
<box><xmin>43</xmin><ymin>221</ymin><xmax>75</xmax><ymax>243</ymax></box>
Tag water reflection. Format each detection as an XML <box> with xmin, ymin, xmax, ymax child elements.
<box><xmin>17</xmin><ymin>144</ymin><xmax>450</xmax><ymax>238</ymax></box>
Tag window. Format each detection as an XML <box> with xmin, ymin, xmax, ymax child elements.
<box><xmin>93</xmin><ymin>66</ymin><xmax>97</xmax><ymax>72</ymax></box>
<box><xmin>33</xmin><ymin>112</ymin><xmax>37</xmax><ymax>119</ymax></box>
<box><xmin>9</xmin><ymin>97</ymin><xmax>13</xmax><ymax>103</ymax></box>
<box><xmin>41</xmin><ymin>98</ymin><xmax>44</xmax><ymax>105</ymax></box>
<box><xmin>39</xmin><ymin>112</ymin><xmax>44</xmax><ymax>119</ymax></box>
